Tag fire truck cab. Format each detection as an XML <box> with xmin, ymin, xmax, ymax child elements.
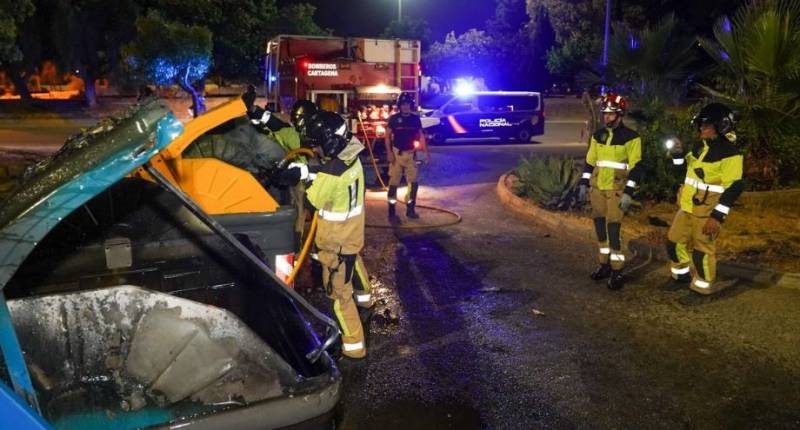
<box><xmin>264</xmin><ymin>35</ymin><xmax>420</xmax><ymax>148</ymax></box>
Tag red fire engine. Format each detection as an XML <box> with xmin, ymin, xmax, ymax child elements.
<box><xmin>264</xmin><ymin>35</ymin><xmax>421</xmax><ymax>145</ymax></box>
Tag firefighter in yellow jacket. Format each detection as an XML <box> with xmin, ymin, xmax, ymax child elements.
<box><xmin>663</xmin><ymin>103</ymin><xmax>744</xmax><ymax>305</ymax></box>
<box><xmin>244</xmin><ymin>88</ymin><xmax>317</xmax><ymax>247</ymax></box>
<box><xmin>301</xmin><ymin>111</ymin><xmax>370</xmax><ymax>359</ymax></box>
<box><xmin>577</xmin><ymin>93</ymin><xmax>642</xmax><ymax>290</ymax></box>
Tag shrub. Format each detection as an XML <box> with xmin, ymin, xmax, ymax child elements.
<box><xmin>513</xmin><ymin>155</ymin><xmax>578</xmax><ymax>210</ymax></box>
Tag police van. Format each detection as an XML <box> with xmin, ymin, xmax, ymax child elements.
<box><xmin>421</xmin><ymin>91</ymin><xmax>544</xmax><ymax>144</ymax></box>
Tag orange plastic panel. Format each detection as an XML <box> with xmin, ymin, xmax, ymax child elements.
<box><xmin>176</xmin><ymin>158</ymin><xmax>278</xmax><ymax>215</ymax></box>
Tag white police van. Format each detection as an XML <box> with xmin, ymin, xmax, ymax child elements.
<box><xmin>421</xmin><ymin>91</ymin><xmax>544</xmax><ymax>144</ymax></box>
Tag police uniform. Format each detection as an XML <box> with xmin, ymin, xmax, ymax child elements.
<box><xmin>387</xmin><ymin>112</ymin><xmax>423</xmax><ymax>217</ymax></box>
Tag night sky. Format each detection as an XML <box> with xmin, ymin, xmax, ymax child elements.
<box><xmin>279</xmin><ymin>0</ymin><xmax>497</xmax><ymax>41</ymax></box>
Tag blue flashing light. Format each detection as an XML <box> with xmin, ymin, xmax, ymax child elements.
<box><xmin>270</xmin><ymin>75</ymin><xmax>277</xmax><ymax>83</ymax></box>
<box><xmin>723</xmin><ymin>17</ymin><xmax>732</xmax><ymax>33</ymax></box>
<box><xmin>454</xmin><ymin>80</ymin><xmax>475</xmax><ymax>97</ymax></box>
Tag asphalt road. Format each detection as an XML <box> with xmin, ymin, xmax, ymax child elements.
<box><xmin>3</xmin><ymin>114</ymin><xmax>798</xmax><ymax>429</ymax></box>
<box><xmin>332</xmin><ymin>129</ymin><xmax>800</xmax><ymax>429</ymax></box>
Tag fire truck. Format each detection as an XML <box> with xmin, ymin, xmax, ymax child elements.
<box><xmin>263</xmin><ymin>35</ymin><xmax>421</xmax><ymax>147</ymax></box>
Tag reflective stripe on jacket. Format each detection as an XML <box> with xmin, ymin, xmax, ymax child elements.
<box><xmin>582</xmin><ymin>124</ymin><xmax>642</xmax><ymax>193</ymax></box>
<box><xmin>673</xmin><ymin>137</ymin><xmax>744</xmax><ymax>222</ymax></box>
<box><xmin>306</xmin><ymin>156</ymin><xmax>365</xmax><ymax>254</ymax></box>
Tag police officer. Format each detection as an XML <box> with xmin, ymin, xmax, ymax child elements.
<box><xmin>663</xmin><ymin>103</ymin><xmax>744</xmax><ymax>305</ymax></box>
<box><xmin>302</xmin><ymin>111</ymin><xmax>371</xmax><ymax>358</ymax></box>
<box><xmin>244</xmin><ymin>87</ymin><xmax>317</xmax><ymax>246</ymax></box>
<box><xmin>385</xmin><ymin>93</ymin><xmax>431</xmax><ymax>223</ymax></box>
<box><xmin>577</xmin><ymin>93</ymin><xmax>642</xmax><ymax>290</ymax></box>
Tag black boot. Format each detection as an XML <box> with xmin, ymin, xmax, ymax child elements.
<box><xmin>590</xmin><ymin>263</ymin><xmax>612</xmax><ymax>281</ymax></box>
<box><xmin>406</xmin><ymin>182</ymin><xmax>420</xmax><ymax>219</ymax></box>
<box><xmin>388</xmin><ymin>186</ymin><xmax>400</xmax><ymax>224</ymax></box>
<box><xmin>607</xmin><ymin>270</ymin><xmax>624</xmax><ymax>290</ymax></box>
<box><xmin>660</xmin><ymin>274</ymin><xmax>691</xmax><ymax>291</ymax></box>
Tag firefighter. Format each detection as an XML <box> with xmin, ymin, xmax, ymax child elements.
<box><xmin>301</xmin><ymin>111</ymin><xmax>371</xmax><ymax>358</ymax></box>
<box><xmin>385</xmin><ymin>92</ymin><xmax>431</xmax><ymax>223</ymax></box>
<box><xmin>244</xmin><ymin>87</ymin><xmax>317</xmax><ymax>246</ymax></box>
<box><xmin>662</xmin><ymin>103</ymin><xmax>744</xmax><ymax>305</ymax></box>
<box><xmin>577</xmin><ymin>93</ymin><xmax>642</xmax><ymax>290</ymax></box>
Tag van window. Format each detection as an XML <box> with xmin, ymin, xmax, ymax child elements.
<box><xmin>477</xmin><ymin>95</ymin><xmax>540</xmax><ymax>112</ymax></box>
<box><xmin>443</xmin><ymin>102</ymin><xmax>475</xmax><ymax>115</ymax></box>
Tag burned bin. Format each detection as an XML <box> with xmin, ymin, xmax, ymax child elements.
<box><xmin>0</xmin><ymin>97</ymin><xmax>341</xmax><ymax>430</ymax></box>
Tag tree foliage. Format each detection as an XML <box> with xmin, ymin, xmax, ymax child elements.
<box><xmin>424</xmin><ymin>29</ymin><xmax>495</xmax><ymax>81</ymax></box>
<box><xmin>122</xmin><ymin>12</ymin><xmax>212</xmax><ymax>115</ymax></box>
<box><xmin>381</xmin><ymin>18</ymin><xmax>432</xmax><ymax>48</ymax></box>
<box><xmin>697</xmin><ymin>0</ymin><xmax>800</xmax><ymax>186</ymax></box>
<box><xmin>0</xmin><ymin>0</ymin><xmax>34</xmax><ymax>65</ymax></box>
<box><xmin>137</xmin><ymin>0</ymin><xmax>324</xmax><ymax>80</ymax></box>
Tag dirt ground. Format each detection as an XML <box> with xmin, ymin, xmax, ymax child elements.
<box><xmin>626</xmin><ymin>200</ymin><xmax>800</xmax><ymax>273</ymax></box>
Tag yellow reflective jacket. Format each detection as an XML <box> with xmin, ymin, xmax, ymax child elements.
<box><xmin>306</xmin><ymin>152</ymin><xmax>365</xmax><ymax>255</ymax></box>
<box><xmin>672</xmin><ymin>137</ymin><xmax>744</xmax><ymax>222</ymax></box>
<box><xmin>580</xmin><ymin>124</ymin><xmax>642</xmax><ymax>194</ymax></box>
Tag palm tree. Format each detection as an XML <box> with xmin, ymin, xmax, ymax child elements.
<box><xmin>698</xmin><ymin>0</ymin><xmax>800</xmax><ymax>187</ymax></box>
<box><xmin>580</xmin><ymin>13</ymin><xmax>697</xmax><ymax>108</ymax></box>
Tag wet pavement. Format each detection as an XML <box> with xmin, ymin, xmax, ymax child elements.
<box><xmin>326</xmin><ymin>140</ymin><xmax>800</xmax><ymax>429</ymax></box>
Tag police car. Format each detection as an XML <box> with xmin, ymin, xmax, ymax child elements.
<box><xmin>421</xmin><ymin>91</ymin><xmax>545</xmax><ymax>144</ymax></box>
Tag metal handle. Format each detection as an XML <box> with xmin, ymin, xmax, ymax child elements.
<box><xmin>144</xmin><ymin>163</ymin><xmax>340</xmax><ymax>362</ymax></box>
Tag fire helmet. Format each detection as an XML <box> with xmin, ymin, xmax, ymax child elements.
<box><xmin>692</xmin><ymin>102</ymin><xmax>734</xmax><ymax>136</ymax></box>
<box><xmin>600</xmin><ymin>93</ymin><xmax>627</xmax><ymax>114</ymax></box>
<box><xmin>290</xmin><ymin>99</ymin><xmax>318</xmax><ymax>134</ymax></box>
<box><xmin>306</xmin><ymin>111</ymin><xmax>349</xmax><ymax>157</ymax></box>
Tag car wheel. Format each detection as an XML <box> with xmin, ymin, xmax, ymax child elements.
<box><xmin>428</xmin><ymin>129</ymin><xmax>447</xmax><ymax>145</ymax></box>
<box><xmin>516</xmin><ymin>127</ymin><xmax>532</xmax><ymax>143</ymax></box>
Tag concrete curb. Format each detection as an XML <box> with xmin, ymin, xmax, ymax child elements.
<box><xmin>497</xmin><ymin>172</ymin><xmax>800</xmax><ymax>290</ymax></box>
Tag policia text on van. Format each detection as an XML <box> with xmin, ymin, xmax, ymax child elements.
<box><xmin>422</xmin><ymin>91</ymin><xmax>544</xmax><ymax>144</ymax></box>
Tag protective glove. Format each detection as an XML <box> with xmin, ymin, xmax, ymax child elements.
<box><xmin>577</xmin><ymin>184</ymin><xmax>589</xmax><ymax>204</ymax></box>
<box><xmin>242</xmin><ymin>84</ymin><xmax>257</xmax><ymax>112</ymax></box>
<box><xmin>248</xmin><ymin>106</ymin><xmax>268</xmax><ymax>123</ymax></box>
<box><xmin>278</xmin><ymin>167</ymin><xmax>303</xmax><ymax>187</ymax></box>
<box><xmin>619</xmin><ymin>193</ymin><xmax>633</xmax><ymax>213</ymax></box>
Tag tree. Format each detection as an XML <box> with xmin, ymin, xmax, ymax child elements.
<box><xmin>603</xmin><ymin>13</ymin><xmax>696</xmax><ymax>103</ymax></box>
<box><xmin>527</xmin><ymin>0</ymin><xmax>605</xmax><ymax>84</ymax></box>
<box><xmin>381</xmin><ymin>18</ymin><xmax>432</xmax><ymax>48</ymax></box>
<box><xmin>137</xmin><ymin>0</ymin><xmax>325</xmax><ymax>81</ymax></box>
<box><xmin>275</xmin><ymin>3</ymin><xmax>327</xmax><ymax>36</ymax></box>
<box><xmin>698</xmin><ymin>0</ymin><xmax>800</xmax><ymax>187</ymax></box>
<box><xmin>122</xmin><ymin>12</ymin><xmax>213</xmax><ymax>117</ymax></box>
<box><xmin>0</xmin><ymin>0</ymin><xmax>35</xmax><ymax>99</ymax></box>
<box><xmin>45</xmin><ymin>0</ymin><xmax>137</xmax><ymax>107</ymax></box>
<box><xmin>485</xmin><ymin>0</ymin><xmax>553</xmax><ymax>91</ymax></box>
<box><xmin>424</xmin><ymin>30</ymin><xmax>495</xmax><ymax>81</ymax></box>
<box><xmin>0</xmin><ymin>0</ymin><xmax>34</xmax><ymax>64</ymax></box>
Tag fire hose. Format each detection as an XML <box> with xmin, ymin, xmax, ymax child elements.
<box><xmin>356</xmin><ymin>115</ymin><xmax>462</xmax><ymax>230</ymax></box>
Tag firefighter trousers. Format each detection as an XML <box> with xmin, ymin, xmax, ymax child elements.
<box><xmin>590</xmin><ymin>188</ymin><xmax>626</xmax><ymax>270</ymax></box>
<box><xmin>388</xmin><ymin>148</ymin><xmax>418</xmax><ymax>192</ymax></box>
<box><xmin>291</xmin><ymin>182</ymin><xmax>306</xmax><ymax>248</ymax></box>
<box><xmin>319</xmin><ymin>250</ymin><xmax>366</xmax><ymax>358</ymax></box>
<box><xmin>666</xmin><ymin>210</ymin><xmax>721</xmax><ymax>295</ymax></box>
<box><xmin>351</xmin><ymin>254</ymin><xmax>372</xmax><ymax>308</ymax></box>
